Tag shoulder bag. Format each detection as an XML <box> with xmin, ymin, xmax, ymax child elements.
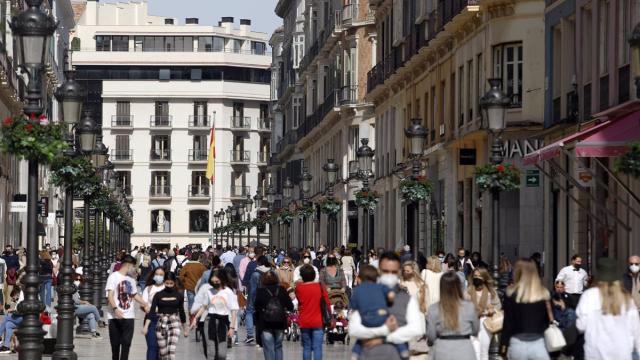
<box><xmin>318</xmin><ymin>284</ymin><xmax>331</xmax><ymax>329</ymax></box>
<box><xmin>544</xmin><ymin>300</ymin><xmax>566</xmax><ymax>352</ymax></box>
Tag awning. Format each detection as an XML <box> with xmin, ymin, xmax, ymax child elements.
<box><xmin>522</xmin><ymin>121</ymin><xmax>612</xmax><ymax>166</ymax></box>
<box><xmin>575</xmin><ymin>112</ymin><xmax>640</xmax><ymax>157</ymax></box>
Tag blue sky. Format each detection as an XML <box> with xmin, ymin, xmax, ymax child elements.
<box><xmin>102</xmin><ymin>0</ymin><xmax>281</xmax><ymax>35</ymax></box>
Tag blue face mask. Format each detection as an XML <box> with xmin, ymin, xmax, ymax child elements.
<box><xmin>153</xmin><ymin>275</ymin><xmax>164</xmax><ymax>285</ymax></box>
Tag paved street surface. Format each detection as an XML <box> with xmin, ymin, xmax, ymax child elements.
<box><xmin>0</xmin><ymin>315</ymin><xmax>352</xmax><ymax>359</ymax></box>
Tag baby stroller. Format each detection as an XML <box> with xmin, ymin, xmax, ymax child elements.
<box><xmin>285</xmin><ymin>311</ymin><xmax>300</xmax><ymax>342</ymax></box>
<box><xmin>326</xmin><ymin>289</ymin><xmax>350</xmax><ymax>345</ymax></box>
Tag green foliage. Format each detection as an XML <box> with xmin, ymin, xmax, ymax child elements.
<box><xmin>355</xmin><ymin>190</ymin><xmax>380</xmax><ymax>210</ymax></box>
<box><xmin>277</xmin><ymin>208</ymin><xmax>295</xmax><ymax>224</ymax></box>
<box><xmin>72</xmin><ymin>220</ymin><xmax>105</xmax><ymax>251</ymax></box>
<box><xmin>399</xmin><ymin>176</ymin><xmax>433</xmax><ymax>202</ymax></box>
<box><xmin>50</xmin><ymin>155</ymin><xmax>94</xmax><ymax>189</ymax></box>
<box><xmin>475</xmin><ymin>163</ymin><xmax>521</xmax><ymax>193</ymax></box>
<box><xmin>318</xmin><ymin>197</ymin><xmax>342</xmax><ymax>216</ymax></box>
<box><xmin>296</xmin><ymin>204</ymin><xmax>316</xmax><ymax>218</ymax></box>
<box><xmin>71</xmin><ymin>38</ymin><xmax>81</xmax><ymax>51</ymax></box>
<box><xmin>0</xmin><ymin>115</ymin><xmax>68</xmax><ymax>164</ymax></box>
<box><xmin>615</xmin><ymin>142</ymin><xmax>640</xmax><ymax>178</ymax></box>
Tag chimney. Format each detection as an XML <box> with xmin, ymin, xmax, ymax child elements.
<box><xmin>239</xmin><ymin>19</ymin><xmax>251</xmax><ymax>35</ymax></box>
<box><xmin>185</xmin><ymin>18</ymin><xmax>199</xmax><ymax>25</ymax></box>
<box><xmin>164</xmin><ymin>18</ymin><xmax>174</xmax><ymax>25</ymax></box>
<box><xmin>85</xmin><ymin>0</ymin><xmax>98</xmax><ymax>25</ymax></box>
<box><xmin>220</xmin><ymin>16</ymin><xmax>234</xmax><ymax>34</ymax></box>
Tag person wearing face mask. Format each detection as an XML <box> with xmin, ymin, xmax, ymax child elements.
<box><xmin>623</xmin><ymin>255</ymin><xmax>640</xmax><ymax>308</ymax></box>
<box><xmin>144</xmin><ymin>272</ymin><xmax>189</xmax><ymax>360</ymax></box>
<box><xmin>294</xmin><ymin>252</ymin><xmax>319</xmax><ymax>284</ymax></box>
<box><xmin>105</xmin><ymin>255</ymin><xmax>149</xmax><ymax>360</ymax></box>
<box><xmin>72</xmin><ymin>271</ymin><xmax>103</xmax><ymax>338</ymax></box>
<box><xmin>555</xmin><ymin>254</ymin><xmax>589</xmax><ymax>306</ymax></box>
<box><xmin>466</xmin><ymin>268</ymin><xmax>501</xmax><ymax>360</ymax></box>
<box><xmin>142</xmin><ymin>267</ymin><xmax>166</xmax><ymax>360</ymax></box>
<box><xmin>295</xmin><ymin>264</ymin><xmax>331</xmax><ymax>360</ymax></box>
<box><xmin>275</xmin><ymin>256</ymin><xmax>294</xmax><ymax>289</ymax></box>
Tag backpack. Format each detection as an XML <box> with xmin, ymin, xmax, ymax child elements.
<box><xmin>262</xmin><ymin>287</ymin><xmax>286</xmax><ymax>324</ymax></box>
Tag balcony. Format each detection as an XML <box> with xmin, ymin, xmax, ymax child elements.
<box><xmin>111</xmin><ymin>149</ymin><xmax>133</xmax><ymax>163</ymax></box>
<box><xmin>230</xmin><ymin>185</ymin><xmax>250</xmax><ymax>199</ymax></box>
<box><xmin>188</xmin><ymin>185</ymin><xmax>210</xmax><ymax>199</ymax></box>
<box><xmin>337</xmin><ymin>85</ymin><xmax>357</xmax><ymax>105</ymax></box>
<box><xmin>150</xmin><ymin>115</ymin><xmax>172</xmax><ymax>128</ymax></box>
<box><xmin>258</xmin><ymin>118</ymin><xmax>271</xmax><ymax>132</ymax></box>
<box><xmin>230</xmin><ymin>150</ymin><xmax>250</xmax><ymax>165</ymax></box>
<box><xmin>188</xmin><ymin>115</ymin><xmax>211</xmax><ymax>129</ymax></box>
<box><xmin>230</xmin><ymin>116</ymin><xmax>251</xmax><ymax>131</ymax></box>
<box><xmin>149</xmin><ymin>185</ymin><xmax>171</xmax><ymax>199</ymax></box>
<box><xmin>111</xmin><ymin>115</ymin><xmax>133</xmax><ymax>128</ymax></box>
<box><xmin>257</xmin><ymin>152</ymin><xmax>269</xmax><ymax>165</ymax></box>
<box><xmin>341</xmin><ymin>2</ymin><xmax>358</xmax><ymax>26</ymax></box>
<box><xmin>149</xmin><ymin>149</ymin><xmax>171</xmax><ymax>162</ymax></box>
<box><xmin>188</xmin><ymin>149</ymin><xmax>208</xmax><ymax>163</ymax></box>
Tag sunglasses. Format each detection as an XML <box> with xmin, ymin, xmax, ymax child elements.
<box><xmin>283</xmin><ymin>261</ymin><xmax>291</xmax><ymax>264</ymax></box>
<box><xmin>303</xmin><ymin>256</ymin><xmax>311</xmax><ymax>259</ymax></box>
<box><xmin>630</xmin><ymin>263</ymin><xmax>640</xmax><ymax>266</ymax></box>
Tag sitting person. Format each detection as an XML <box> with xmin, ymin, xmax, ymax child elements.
<box><xmin>350</xmin><ymin>265</ymin><xmax>408</xmax><ymax>360</ymax></box>
<box><xmin>0</xmin><ymin>287</ymin><xmax>23</xmax><ymax>354</ymax></box>
<box><xmin>73</xmin><ymin>290</ymin><xmax>102</xmax><ymax>338</ymax></box>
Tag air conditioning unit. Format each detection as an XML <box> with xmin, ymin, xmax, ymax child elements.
<box><xmin>439</xmin><ymin>124</ymin><xmax>445</xmax><ymax>136</ymax></box>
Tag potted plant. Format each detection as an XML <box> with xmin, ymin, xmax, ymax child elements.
<box><xmin>355</xmin><ymin>190</ymin><xmax>381</xmax><ymax>210</ymax></box>
<box><xmin>615</xmin><ymin>142</ymin><xmax>640</xmax><ymax>178</ymax></box>
<box><xmin>0</xmin><ymin>115</ymin><xmax>67</xmax><ymax>163</ymax></box>
<box><xmin>278</xmin><ymin>208</ymin><xmax>295</xmax><ymax>224</ymax></box>
<box><xmin>399</xmin><ymin>176</ymin><xmax>433</xmax><ymax>202</ymax></box>
<box><xmin>475</xmin><ymin>163</ymin><xmax>521</xmax><ymax>192</ymax></box>
<box><xmin>318</xmin><ymin>197</ymin><xmax>342</xmax><ymax>216</ymax></box>
<box><xmin>296</xmin><ymin>204</ymin><xmax>316</xmax><ymax>218</ymax></box>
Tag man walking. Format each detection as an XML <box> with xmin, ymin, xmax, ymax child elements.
<box><xmin>624</xmin><ymin>255</ymin><xmax>640</xmax><ymax>308</ymax></box>
<box><xmin>105</xmin><ymin>255</ymin><xmax>148</xmax><ymax>360</ymax></box>
<box><xmin>180</xmin><ymin>252</ymin><xmax>207</xmax><ymax>311</ymax></box>
<box><xmin>555</xmin><ymin>254</ymin><xmax>589</xmax><ymax>306</ymax></box>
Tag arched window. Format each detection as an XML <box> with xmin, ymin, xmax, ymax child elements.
<box><xmin>151</xmin><ymin>209</ymin><xmax>171</xmax><ymax>233</ymax></box>
<box><xmin>189</xmin><ymin>210</ymin><xmax>209</xmax><ymax>233</ymax></box>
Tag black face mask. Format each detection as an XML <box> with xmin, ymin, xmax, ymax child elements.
<box><xmin>211</xmin><ymin>283</ymin><xmax>221</xmax><ymax>289</ymax></box>
<box><xmin>165</xmin><ymin>286</ymin><xmax>176</xmax><ymax>293</ymax></box>
<box><xmin>472</xmin><ymin>278</ymin><xmax>484</xmax><ymax>288</ymax></box>
<box><xmin>574</xmin><ymin>264</ymin><xmax>581</xmax><ymax>270</ymax></box>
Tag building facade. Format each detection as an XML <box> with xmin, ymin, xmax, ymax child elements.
<box><xmin>71</xmin><ymin>1</ymin><xmax>271</xmax><ymax>248</ymax></box>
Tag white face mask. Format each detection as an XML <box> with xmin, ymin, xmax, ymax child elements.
<box><xmin>378</xmin><ymin>274</ymin><xmax>399</xmax><ymax>289</ymax></box>
<box><xmin>73</xmin><ymin>281</ymin><xmax>80</xmax><ymax>287</ymax></box>
<box><xmin>248</xmin><ymin>253</ymin><xmax>255</xmax><ymax>259</ymax></box>
<box><xmin>630</xmin><ymin>264</ymin><xmax>640</xmax><ymax>274</ymax></box>
<box><xmin>303</xmin><ymin>258</ymin><xmax>310</xmax><ymax>264</ymax></box>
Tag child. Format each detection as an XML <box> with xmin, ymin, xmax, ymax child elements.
<box><xmin>287</xmin><ymin>287</ymin><xmax>298</xmax><ymax>310</ymax></box>
<box><xmin>350</xmin><ymin>265</ymin><xmax>408</xmax><ymax>360</ymax></box>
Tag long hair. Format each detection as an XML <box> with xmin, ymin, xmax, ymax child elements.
<box><xmin>598</xmin><ymin>281</ymin><xmax>632</xmax><ymax>316</ymax></box>
<box><xmin>467</xmin><ymin>268</ymin><xmax>496</xmax><ymax>314</ymax></box>
<box><xmin>506</xmin><ymin>259</ymin><xmax>550</xmax><ymax>303</ymax></box>
<box><xmin>208</xmin><ymin>268</ymin><xmax>229</xmax><ymax>289</ymax></box>
<box><xmin>426</xmin><ymin>256</ymin><xmax>442</xmax><ymax>273</ymax></box>
<box><xmin>402</xmin><ymin>261</ymin><xmax>428</xmax><ymax>313</ymax></box>
<box><xmin>439</xmin><ymin>272</ymin><xmax>464</xmax><ymax>330</ymax></box>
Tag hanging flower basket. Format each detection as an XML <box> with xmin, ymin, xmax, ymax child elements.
<box><xmin>252</xmin><ymin>216</ymin><xmax>268</xmax><ymax>232</ymax></box>
<box><xmin>399</xmin><ymin>176</ymin><xmax>433</xmax><ymax>202</ymax></box>
<box><xmin>355</xmin><ymin>190</ymin><xmax>381</xmax><ymax>210</ymax></box>
<box><xmin>50</xmin><ymin>156</ymin><xmax>95</xmax><ymax>189</ymax></box>
<box><xmin>475</xmin><ymin>163</ymin><xmax>521</xmax><ymax>192</ymax></box>
<box><xmin>318</xmin><ymin>197</ymin><xmax>342</xmax><ymax>216</ymax></box>
<box><xmin>615</xmin><ymin>142</ymin><xmax>640</xmax><ymax>178</ymax></box>
<box><xmin>0</xmin><ymin>115</ymin><xmax>68</xmax><ymax>163</ymax></box>
<box><xmin>296</xmin><ymin>204</ymin><xmax>316</xmax><ymax>218</ymax></box>
<box><xmin>278</xmin><ymin>208</ymin><xmax>295</xmax><ymax>224</ymax></box>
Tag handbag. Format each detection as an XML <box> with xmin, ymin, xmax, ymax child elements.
<box><xmin>483</xmin><ymin>309</ymin><xmax>504</xmax><ymax>333</ymax></box>
<box><xmin>319</xmin><ymin>284</ymin><xmax>331</xmax><ymax>329</ymax></box>
<box><xmin>544</xmin><ymin>300</ymin><xmax>566</xmax><ymax>352</ymax></box>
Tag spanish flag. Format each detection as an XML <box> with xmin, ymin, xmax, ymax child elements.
<box><xmin>205</xmin><ymin>127</ymin><xmax>215</xmax><ymax>182</ymax></box>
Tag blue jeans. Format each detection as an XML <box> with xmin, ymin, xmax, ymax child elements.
<box><xmin>186</xmin><ymin>290</ymin><xmax>195</xmax><ymax>312</ymax></box>
<box><xmin>0</xmin><ymin>314</ymin><xmax>22</xmax><ymax>347</ymax></box>
<box><xmin>508</xmin><ymin>336</ymin><xmax>550</xmax><ymax>360</ymax></box>
<box><xmin>40</xmin><ymin>278</ymin><xmax>53</xmax><ymax>308</ymax></box>
<box><xmin>145</xmin><ymin>317</ymin><xmax>159</xmax><ymax>360</ymax></box>
<box><xmin>301</xmin><ymin>328</ymin><xmax>323</xmax><ymax>360</ymax></box>
<box><xmin>245</xmin><ymin>304</ymin><xmax>255</xmax><ymax>338</ymax></box>
<box><xmin>75</xmin><ymin>304</ymin><xmax>101</xmax><ymax>332</ymax></box>
<box><xmin>261</xmin><ymin>329</ymin><xmax>284</xmax><ymax>360</ymax></box>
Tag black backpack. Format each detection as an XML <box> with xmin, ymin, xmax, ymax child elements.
<box><xmin>262</xmin><ymin>288</ymin><xmax>286</xmax><ymax>324</ymax></box>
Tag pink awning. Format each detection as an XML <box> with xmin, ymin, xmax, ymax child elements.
<box><xmin>522</xmin><ymin>121</ymin><xmax>612</xmax><ymax>166</ymax></box>
<box><xmin>575</xmin><ymin>112</ymin><xmax>640</xmax><ymax>157</ymax></box>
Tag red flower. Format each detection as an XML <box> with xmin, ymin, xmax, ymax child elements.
<box><xmin>29</xmin><ymin>114</ymin><xmax>36</xmax><ymax>120</ymax></box>
<box><xmin>496</xmin><ymin>165</ymin><xmax>505</xmax><ymax>173</ymax></box>
<box><xmin>25</xmin><ymin>123</ymin><xmax>34</xmax><ymax>132</ymax></box>
<box><xmin>2</xmin><ymin>117</ymin><xmax>12</xmax><ymax>126</ymax></box>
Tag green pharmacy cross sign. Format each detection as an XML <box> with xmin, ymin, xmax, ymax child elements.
<box><xmin>526</xmin><ymin>169</ymin><xmax>540</xmax><ymax>187</ymax></box>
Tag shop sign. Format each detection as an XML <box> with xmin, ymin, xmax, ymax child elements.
<box><xmin>575</xmin><ymin>165</ymin><xmax>593</xmax><ymax>187</ymax></box>
<box><xmin>9</xmin><ymin>202</ymin><xmax>27</xmax><ymax>213</ymax></box>
<box><xmin>502</xmin><ymin>139</ymin><xmax>544</xmax><ymax>159</ymax></box>
<box><xmin>526</xmin><ymin>170</ymin><xmax>540</xmax><ymax>187</ymax></box>
<box><xmin>459</xmin><ymin>149</ymin><xmax>477</xmax><ymax>165</ymax></box>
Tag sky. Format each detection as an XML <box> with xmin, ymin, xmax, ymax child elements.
<box><xmin>101</xmin><ymin>0</ymin><xmax>282</xmax><ymax>35</ymax></box>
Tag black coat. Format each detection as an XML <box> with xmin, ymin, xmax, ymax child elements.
<box><xmin>254</xmin><ymin>285</ymin><xmax>294</xmax><ymax>330</ymax></box>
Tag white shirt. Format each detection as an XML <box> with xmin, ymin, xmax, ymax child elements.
<box><xmin>192</xmin><ymin>283</ymin><xmax>212</xmax><ymax>322</ymax></box>
<box><xmin>576</xmin><ymin>287</ymin><xmax>640</xmax><ymax>359</ymax></box>
<box><xmin>142</xmin><ymin>284</ymin><xmax>165</xmax><ymax>306</ymax></box>
<box><xmin>220</xmin><ymin>251</ymin><xmax>236</xmax><ymax>266</ymax></box>
<box><xmin>207</xmin><ymin>287</ymin><xmax>239</xmax><ymax>316</ymax></box>
<box><xmin>105</xmin><ymin>271</ymin><xmax>138</xmax><ymax>320</ymax></box>
<box><xmin>293</xmin><ymin>264</ymin><xmax>319</xmax><ymax>283</ymax></box>
<box><xmin>556</xmin><ymin>265</ymin><xmax>589</xmax><ymax>294</ymax></box>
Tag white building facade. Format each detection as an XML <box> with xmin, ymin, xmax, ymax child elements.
<box><xmin>71</xmin><ymin>1</ymin><xmax>271</xmax><ymax>249</ymax></box>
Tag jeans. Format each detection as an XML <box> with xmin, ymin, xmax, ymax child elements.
<box><xmin>145</xmin><ymin>317</ymin><xmax>159</xmax><ymax>360</ymax></box>
<box><xmin>508</xmin><ymin>336</ymin><xmax>550</xmax><ymax>360</ymax></box>
<box><xmin>40</xmin><ymin>278</ymin><xmax>53</xmax><ymax>309</ymax></box>
<box><xmin>75</xmin><ymin>304</ymin><xmax>101</xmax><ymax>332</ymax></box>
<box><xmin>245</xmin><ymin>304</ymin><xmax>255</xmax><ymax>338</ymax></box>
<box><xmin>109</xmin><ymin>319</ymin><xmax>135</xmax><ymax>360</ymax></box>
<box><xmin>261</xmin><ymin>329</ymin><xmax>284</xmax><ymax>360</ymax></box>
<box><xmin>0</xmin><ymin>314</ymin><xmax>22</xmax><ymax>347</ymax></box>
<box><xmin>301</xmin><ymin>328</ymin><xmax>324</xmax><ymax>360</ymax></box>
<box><xmin>186</xmin><ymin>290</ymin><xmax>195</xmax><ymax>312</ymax></box>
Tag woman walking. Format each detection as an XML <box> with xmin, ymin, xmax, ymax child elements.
<box><xmin>421</xmin><ymin>256</ymin><xmax>443</xmax><ymax>305</ymax></box>
<box><xmin>191</xmin><ymin>269</ymin><xmax>239</xmax><ymax>360</ymax></box>
<box><xmin>401</xmin><ymin>261</ymin><xmax>429</xmax><ymax>360</ymax></box>
<box><xmin>500</xmin><ymin>259</ymin><xmax>551</xmax><ymax>359</ymax></box>
<box><xmin>142</xmin><ymin>267</ymin><xmax>165</xmax><ymax>360</ymax></box>
<box><xmin>138</xmin><ymin>253</ymin><xmax>152</xmax><ymax>290</ymax></box>
<box><xmin>576</xmin><ymin>257</ymin><xmax>640</xmax><ymax>360</ymax></box>
<box><xmin>39</xmin><ymin>250</ymin><xmax>54</xmax><ymax>310</ymax></box>
<box><xmin>467</xmin><ymin>268</ymin><xmax>501</xmax><ymax>360</ymax></box>
<box><xmin>296</xmin><ymin>264</ymin><xmax>331</xmax><ymax>360</ymax></box>
<box><xmin>143</xmin><ymin>272</ymin><xmax>188</xmax><ymax>360</ymax></box>
<box><xmin>275</xmin><ymin>256</ymin><xmax>294</xmax><ymax>289</ymax></box>
<box><xmin>426</xmin><ymin>272</ymin><xmax>478</xmax><ymax>360</ymax></box>
<box><xmin>254</xmin><ymin>271</ymin><xmax>294</xmax><ymax>360</ymax></box>
<box><xmin>320</xmin><ymin>255</ymin><xmax>347</xmax><ymax>290</ymax></box>
<box><xmin>341</xmin><ymin>250</ymin><xmax>355</xmax><ymax>288</ymax></box>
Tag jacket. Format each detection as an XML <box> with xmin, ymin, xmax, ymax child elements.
<box><xmin>295</xmin><ymin>282</ymin><xmax>330</xmax><ymax>329</ymax></box>
<box><xmin>254</xmin><ymin>284</ymin><xmax>294</xmax><ymax>330</ymax></box>
<box><xmin>247</xmin><ymin>265</ymin><xmax>270</xmax><ymax>309</ymax></box>
<box><xmin>179</xmin><ymin>261</ymin><xmax>207</xmax><ymax>292</ymax></box>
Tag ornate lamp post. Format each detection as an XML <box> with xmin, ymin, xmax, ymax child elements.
<box><xmin>53</xmin><ymin>69</ymin><xmax>92</xmax><ymax>360</ymax></box>
<box><xmin>237</xmin><ymin>203</ymin><xmax>245</xmax><ymax>246</ymax></box>
<box><xmin>266</xmin><ymin>185</ymin><xmax>276</xmax><ymax>249</ymax></box>
<box><xmin>301</xmin><ymin>168</ymin><xmax>313</xmax><ymax>248</ymax></box>
<box><xmin>356</xmin><ymin>139</ymin><xmax>374</xmax><ymax>260</ymax></box>
<box><xmin>213</xmin><ymin>212</ymin><xmax>219</xmax><ymax>246</ymax></box>
<box><xmin>629</xmin><ymin>23</ymin><xmax>640</xmax><ymax>98</ymax></box>
<box><xmin>90</xmin><ymin>136</ymin><xmax>108</xmax><ymax>307</ymax></box>
<box><xmin>11</xmin><ymin>1</ymin><xmax>58</xmax><ymax>357</ymax></box>
<box><xmin>253</xmin><ymin>190</ymin><xmax>263</xmax><ymax>246</ymax></box>
<box><xmin>282</xmin><ymin>177</ymin><xmax>293</xmax><ymax>249</ymax></box>
<box><xmin>245</xmin><ymin>194</ymin><xmax>253</xmax><ymax>246</ymax></box>
<box><xmin>323</xmin><ymin>159</ymin><xmax>339</xmax><ymax>249</ymax></box>
<box><xmin>404</xmin><ymin>119</ymin><xmax>427</xmax><ymax>260</ymax></box>
<box><xmin>226</xmin><ymin>206</ymin><xmax>233</xmax><ymax>246</ymax></box>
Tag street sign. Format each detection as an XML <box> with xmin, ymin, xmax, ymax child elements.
<box><xmin>39</xmin><ymin>197</ymin><xmax>49</xmax><ymax>217</ymax></box>
<box><xmin>459</xmin><ymin>149</ymin><xmax>477</xmax><ymax>165</ymax></box>
<box><xmin>526</xmin><ymin>170</ymin><xmax>540</xmax><ymax>187</ymax></box>
<box><xmin>9</xmin><ymin>202</ymin><xmax>27</xmax><ymax>213</ymax></box>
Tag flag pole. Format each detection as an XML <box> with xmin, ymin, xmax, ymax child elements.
<box><xmin>209</xmin><ymin>111</ymin><xmax>216</xmax><ymax>249</ymax></box>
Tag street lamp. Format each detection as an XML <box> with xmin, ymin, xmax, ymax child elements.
<box><xmin>266</xmin><ymin>184</ymin><xmax>276</xmax><ymax>249</ymax></box>
<box><xmin>629</xmin><ymin>23</ymin><xmax>640</xmax><ymax>98</ymax></box>
<box><xmin>404</xmin><ymin>119</ymin><xmax>427</xmax><ymax>260</ymax></box>
<box><xmin>301</xmin><ymin>168</ymin><xmax>313</xmax><ymax>248</ymax></box>
<box><xmin>323</xmin><ymin>159</ymin><xmax>340</xmax><ymax>249</ymax></box>
<box><xmin>11</xmin><ymin>1</ymin><xmax>58</xmax><ymax>356</ymax></box>
<box><xmin>282</xmin><ymin>178</ymin><xmax>293</xmax><ymax>248</ymax></box>
<box><xmin>245</xmin><ymin>194</ymin><xmax>253</xmax><ymax>246</ymax></box>
<box><xmin>356</xmin><ymin>138</ymin><xmax>374</xmax><ymax>259</ymax></box>
<box><xmin>253</xmin><ymin>190</ymin><xmax>263</xmax><ymax>247</ymax></box>
<box><xmin>238</xmin><ymin>202</ymin><xmax>246</xmax><ymax>246</ymax></box>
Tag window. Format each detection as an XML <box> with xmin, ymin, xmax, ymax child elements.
<box><xmin>232</xmin><ymin>39</ymin><xmax>243</xmax><ymax>53</ymax></box>
<box><xmin>193</xmin><ymin>101</ymin><xmax>207</xmax><ymax>125</ymax></box>
<box><xmin>198</xmin><ymin>37</ymin><xmax>213</xmax><ymax>52</ymax></box>
<box><xmin>192</xmin><ymin>135</ymin><xmax>208</xmax><ymax>160</ymax></box>
<box><xmin>191</xmin><ymin>68</ymin><xmax>202</xmax><ymax>80</ymax></box>
<box><xmin>476</xmin><ymin>53</ymin><xmax>483</xmax><ymax>117</ymax></box>
<box><xmin>151</xmin><ymin>172</ymin><xmax>170</xmax><ymax>197</ymax></box>
<box><xmin>619</xmin><ymin>0</ymin><xmax>631</xmax><ymax>66</ymax></box>
<box><xmin>252</xmin><ymin>41</ymin><xmax>266</xmax><ymax>55</ymax></box>
<box><xmin>116</xmin><ymin>171</ymin><xmax>131</xmax><ymax>195</ymax></box>
<box><xmin>159</xmin><ymin>69</ymin><xmax>170</xmax><ymax>80</ymax></box>
<box><xmin>115</xmin><ymin>135</ymin><xmax>130</xmax><ymax>160</ymax></box>
<box><xmin>467</xmin><ymin>59</ymin><xmax>473</xmax><ymax>121</ymax></box>
<box><xmin>213</xmin><ymin>37</ymin><xmax>224</xmax><ymax>51</ymax></box>
<box><xmin>115</xmin><ymin>101</ymin><xmax>130</xmax><ymax>125</ymax></box>
<box><xmin>293</xmin><ymin>97</ymin><xmax>301</xmax><ymax>129</ymax></box>
<box><xmin>348</xmin><ymin>126</ymin><xmax>359</xmax><ymax>161</ymax></box>
<box><xmin>112</xmin><ymin>36</ymin><xmax>128</xmax><ymax>51</ymax></box>
<box><xmin>458</xmin><ymin>66</ymin><xmax>464</xmax><ymax>127</ymax></box>
<box><xmin>189</xmin><ymin>210</ymin><xmax>209</xmax><ymax>232</ymax></box>
<box><xmin>155</xmin><ymin>101</ymin><xmax>169</xmax><ymax>119</ymax></box>
<box><xmin>96</xmin><ymin>35</ymin><xmax>111</xmax><ymax>51</ymax></box>
<box><xmin>259</xmin><ymin>103</ymin><xmax>269</xmax><ymax>120</ymax></box>
<box><xmin>582</xmin><ymin>7</ymin><xmax>593</xmax><ymax>83</ymax></box>
<box><xmin>598</xmin><ymin>1</ymin><xmax>609</xmax><ymax>75</ymax></box>
<box><xmin>151</xmin><ymin>209</ymin><xmax>171</xmax><ymax>233</ymax></box>
<box><xmin>151</xmin><ymin>135</ymin><xmax>170</xmax><ymax>160</ymax></box>
<box><xmin>493</xmin><ymin>43</ymin><xmax>523</xmax><ymax>107</ymax></box>
<box><xmin>134</xmin><ymin>36</ymin><xmax>193</xmax><ymax>52</ymax></box>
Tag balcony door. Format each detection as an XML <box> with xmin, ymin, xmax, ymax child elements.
<box><xmin>191</xmin><ymin>171</ymin><xmax>208</xmax><ymax>195</ymax></box>
<box><xmin>152</xmin><ymin>171</ymin><xmax>170</xmax><ymax>195</ymax></box>
<box><xmin>233</xmin><ymin>102</ymin><xmax>244</xmax><ymax>118</ymax></box>
<box><xmin>152</xmin><ymin>135</ymin><xmax>170</xmax><ymax>160</ymax></box>
<box><xmin>193</xmin><ymin>135</ymin><xmax>208</xmax><ymax>160</ymax></box>
<box><xmin>193</xmin><ymin>101</ymin><xmax>208</xmax><ymax>126</ymax></box>
<box><xmin>116</xmin><ymin>101</ymin><xmax>130</xmax><ymax>125</ymax></box>
<box><xmin>155</xmin><ymin>101</ymin><xmax>170</xmax><ymax>125</ymax></box>
<box><xmin>115</xmin><ymin>135</ymin><xmax>130</xmax><ymax>160</ymax></box>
